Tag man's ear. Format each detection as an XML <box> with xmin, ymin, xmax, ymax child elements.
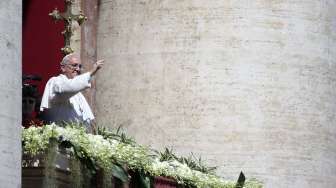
<box><xmin>60</xmin><ymin>65</ymin><xmax>66</xmax><ymax>73</ymax></box>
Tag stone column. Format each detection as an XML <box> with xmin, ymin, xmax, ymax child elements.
<box><xmin>69</xmin><ymin>0</ymin><xmax>99</xmax><ymax>114</ymax></box>
<box><xmin>80</xmin><ymin>0</ymin><xmax>99</xmax><ymax>114</ymax></box>
<box><xmin>0</xmin><ymin>0</ymin><xmax>22</xmax><ymax>187</ymax></box>
<box><xmin>96</xmin><ymin>1</ymin><xmax>336</xmax><ymax>187</ymax></box>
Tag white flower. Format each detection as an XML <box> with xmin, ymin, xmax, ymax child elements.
<box><xmin>22</xmin><ymin>124</ymin><xmax>262</xmax><ymax>188</ymax></box>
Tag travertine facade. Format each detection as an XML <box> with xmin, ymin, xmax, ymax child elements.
<box><xmin>0</xmin><ymin>0</ymin><xmax>22</xmax><ymax>187</ymax></box>
<box><xmin>70</xmin><ymin>0</ymin><xmax>82</xmax><ymax>53</ymax></box>
<box><xmin>96</xmin><ymin>1</ymin><xmax>336</xmax><ymax>187</ymax></box>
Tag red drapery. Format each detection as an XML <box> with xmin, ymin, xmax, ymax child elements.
<box><xmin>23</xmin><ymin>0</ymin><xmax>65</xmax><ymax>95</ymax></box>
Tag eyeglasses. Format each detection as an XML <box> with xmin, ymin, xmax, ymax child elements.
<box><xmin>66</xmin><ymin>63</ymin><xmax>82</xmax><ymax>69</ymax></box>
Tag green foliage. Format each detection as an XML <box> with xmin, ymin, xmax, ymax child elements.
<box><xmin>98</xmin><ymin>126</ymin><xmax>136</xmax><ymax>145</ymax></box>
<box><xmin>22</xmin><ymin>124</ymin><xmax>263</xmax><ymax>188</ymax></box>
<box><xmin>156</xmin><ymin>147</ymin><xmax>179</xmax><ymax>162</ymax></box>
<box><xmin>178</xmin><ymin>154</ymin><xmax>217</xmax><ymax>175</ymax></box>
<box><xmin>131</xmin><ymin>170</ymin><xmax>151</xmax><ymax>188</ymax></box>
<box><xmin>156</xmin><ymin>148</ymin><xmax>217</xmax><ymax>175</ymax></box>
<box><xmin>111</xmin><ymin>164</ymin><xmax>129</xmax><ymax>183</ymax></box>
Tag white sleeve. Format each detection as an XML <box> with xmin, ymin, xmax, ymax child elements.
<box><xmin>52</xmin><ymin>72</ymin><xmax>91</xmax><ymax>100</ymax></box>
<box><xmin>40</xmin><ymin>78</ymin><xmax>54</xmax><ymax>111</ymax></box>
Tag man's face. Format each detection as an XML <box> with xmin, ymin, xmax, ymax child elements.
<box><xmin>62</xmin><ymin>57</ymin><xmax>82</xmax><ymax>79</ymax></box>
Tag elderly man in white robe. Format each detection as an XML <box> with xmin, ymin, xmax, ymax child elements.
<box><xmin>40</xmin><ymin>53</ymin><xmax>104</xmax><ymax>131</ymax></box>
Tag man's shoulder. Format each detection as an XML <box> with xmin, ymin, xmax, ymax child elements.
<box><xmin>47</xmin><ymin>74</ymin><xmax>65</xmax><ymax>82</ymax></box>
<box><xmin>44</xmin><ymin>75</ymin><xmax>64</xmax><ymax>87</ymax></box>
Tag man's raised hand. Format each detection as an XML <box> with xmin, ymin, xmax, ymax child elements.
<box><xmin>90</xmin><ymin>59</ymin><xmax>105</xmax><ymax>76</ymax></box>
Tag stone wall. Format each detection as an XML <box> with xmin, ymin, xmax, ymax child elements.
<box><xmin>0</xmin><ymin>0</ymin><xmax>22</xmax><ymax>187</ymax></box>
<box><xmin>96</xmin><ymin>1</ymin><xmax>336</xmax><ymax>187</ymax></box>
<box><xmin>71</xmin><ymin>0</ymin><xmax>82</xmax><ymax>54</ymax></box>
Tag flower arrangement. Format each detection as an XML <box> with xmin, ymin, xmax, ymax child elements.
<box><xmin>22</xmin><ymin>124</ymin><xmax>263</xmax><ymax>188</ymax></box>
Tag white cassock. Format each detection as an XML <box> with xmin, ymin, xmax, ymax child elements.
<box><xmin>40</xmin><ymin>72</ymin><xmax>94</xmax><ymax>126</ymax></box>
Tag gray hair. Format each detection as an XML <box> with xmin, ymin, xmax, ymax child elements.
<box><xmin>60</xmin><ymin>53</ymin><xmax>80</xmax><ymax>65</ymax></box>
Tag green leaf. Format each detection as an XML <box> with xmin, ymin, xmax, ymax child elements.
<box><xmin>129</xmin><ymin>170</ymin><xmax>151</xmax><ymax>188</ymax></box>
<box><xmin>111</xmin><ymin>164</ymin><xmax>129</xmax><ymax>183</ymax></box>
<box><xmin>139</xmin><ymin>172</ymin><xmax>151</xmax><ymax>188</ymax></box>
<box><xmin>235</xmin><ymin>171</ymin><xmax>246</xmax><ymax>188</ymax></box>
